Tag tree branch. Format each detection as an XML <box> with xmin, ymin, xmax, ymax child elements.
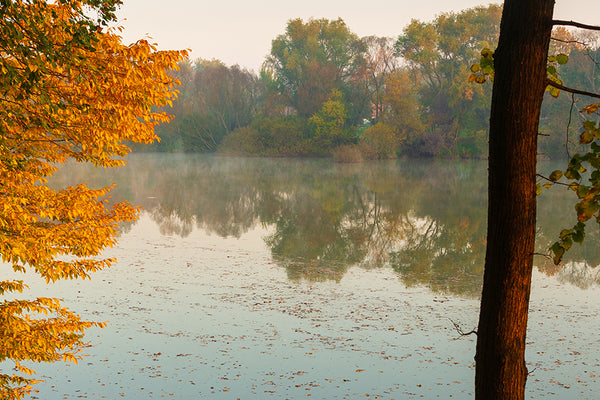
<box><xmin>449</xmin><ymin>319</ymin><xmax>477</xmax><ymax>337</ymax></box>
<box><xmin>552</xmin><ymin>20</ymin><xmax>600</xmax><ymax>31</ymax></box>
<box><xmin>550</xmin><ymin>37</ymin><xmax>586</xmax><ymax>47</ymax></box>
<box><xmin>546</xmin><ymin>79</ymin><xmax>600</xmax><ymax>100</ymax></box>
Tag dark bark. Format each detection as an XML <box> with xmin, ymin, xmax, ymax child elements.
<box><xmin>475</xmin><ymin>1</ymin><xmax>554</xmax><ymax>399</ymax></box>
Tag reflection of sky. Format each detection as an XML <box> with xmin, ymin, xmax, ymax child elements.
<box><xmin>7</xmin><ymin>212</ymin><xmax>599</xmax><ymax>399</ymax></box>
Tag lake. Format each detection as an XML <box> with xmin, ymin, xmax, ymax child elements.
<box><xmin>11</xmin><ymin>154</ymin><xmax>600</xmax><ymax>399</ymax></box>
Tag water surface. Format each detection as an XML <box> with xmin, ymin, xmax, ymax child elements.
<box><xmin>13</xmin><ymin>154</ymin><xmax>600</xmax><ymax>399</ymax></box>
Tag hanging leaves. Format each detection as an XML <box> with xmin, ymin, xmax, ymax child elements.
<box><xmin>549</xmin><ymin>107</ymin><xmax>600</xmax><ymax>264</ymax></box>
<box><xmin>469</xmin><ymin>48</ymin><xmax>495</xmax><ymax>84</ymax></box>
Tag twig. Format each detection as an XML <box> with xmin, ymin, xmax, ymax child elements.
<box><xmin>536</xmin><ymin>173</ymin><xmax>573</xmax><ymax>187</ymax></box>
<box><xmin>532</xmin><ymin>252</ymin><xmax>554</xmax><ymax>261</ymax></box>
<box><xmin>449</xmin><ymin>318</ymin><xmax>477</xmax><ymax>337</ymax></box>
<box><xmin>566</xmin><ymin>92</ymin><xmax>575</xmax><ymax>159</ymax></box>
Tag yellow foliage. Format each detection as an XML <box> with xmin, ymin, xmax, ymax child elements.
<box><xmin>0</xmin><ymin>1</ymin><xmax>187</xmax><ymax>397</ymax></box>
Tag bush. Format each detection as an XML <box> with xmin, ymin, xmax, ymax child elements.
<box><xmin>219</xmin><ymin>126</ymin><xmax>263</xmax><ymax>155</ymax></box>
<box><xmin>359</xmin><ymin>123</ymin><xmax>398</xmax><ymax>159</ymax></box>
<box><xmin>332</xmin><ymin>144</ymin><xmax>364</xmax><ymax>163</ymax></box>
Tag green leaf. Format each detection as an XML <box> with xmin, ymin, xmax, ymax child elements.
<box><xmin>481</xmin><ymin>48</ymin><xmax>493</xmax><ymax>58</ymax></box>
<box><xmin>559</xmin><ymin>228</ymin><xmax>573</xmax><ymax>240</ymax></box>
<box><xmin>550</xmin><ymin>242</ymin><xmax>565</xmax><ymax>265</ymax></box>
<box><xmin>576</xmin><ymin>184</ymin><xmax>589</xmax><ymax>199</ymax></box>
<box><xmin>548</xmin><ymin>86</ymin><xmax>560</xmax><ymax>98</ymax></box>
<box><xmin>556</xmin><ymin>53</ymin><xmax>569</xmax><ymax>65</ymax></box>
<box><xmin>549</xmin><ymin>170</ymin><xmax>563</xmax><ymax>182</ymax></box>
<box><xmin>583</xmin><ymin>120</ymin><xmax>597</xmax><ymax>130</ymax></box>
<box><xmin>572</xmin><ymin>222</ymin><xmax>586</xmax><ymax>243</ymax></box>
<box><xmin>575</xmin><ymin>199</ymin><xmax>600</xmax><ymax>222</ymax></box>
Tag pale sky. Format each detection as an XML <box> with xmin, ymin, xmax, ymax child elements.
<box><xmin>113</xmin><ymin>0</ymin><xmax>600</xmax><ymax>72</ymax></box>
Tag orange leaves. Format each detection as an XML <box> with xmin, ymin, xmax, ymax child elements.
<box><xmin>581</xmin><ymin>103</ymin><xmax>600</xmax><ymax>114</ymax></box>
<box><xmin>0</xmin><ymin>1</ymin><xmax>186</xmax><ymax>398</ymax></box>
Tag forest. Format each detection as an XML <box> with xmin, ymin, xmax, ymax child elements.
<box><xmin>139</xmin><ymin>4</ymin><xmax>600</xmax><ymax>160</ymax></box>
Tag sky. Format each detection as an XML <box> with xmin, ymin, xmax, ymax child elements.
<box><xmin>113</xmin><ymin>0</ymin><xmax>600</xmax><ymax>72</ymax></box>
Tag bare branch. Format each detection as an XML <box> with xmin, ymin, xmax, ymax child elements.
<box><xmin>552</xmin><ymin>20</ymin><xmax>600</xmax><ymax>31</ymax></box>
<box><xmin>546</xmin><ymin>79</ymin><xmax>600</xmax><ymax>100</ymax></box>
<box><xmin>449</xmin><ymin>319</ymin><xmax>477</xmax><ymax>337</ymax></box>
<box><xmin>550</xmin><ymin>37</ymin><xmax>587</xmax><ymax>47</ymax></box>
<box><xmin>532</xmin><ymin>252</ymin><xmax>554</xmax><ymax>261</ymax></box>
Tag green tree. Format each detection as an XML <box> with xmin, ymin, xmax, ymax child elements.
<box><xmin>381</xmin><ymin>70</ymin><xmax>424</xmax><ymax>152</ymax></box>
<box><xmin>538</xmin><ymin>31</ymin><xmax>600</xmax><ymax>159</ymax></box>
<box><xmin>308</xmin><ymin>89</ymin><xmax>349</xmax><ymax>151</ymax></box>
<box><xmin>265</xmin><ymin>18</ymin><xmax>367</xmax><ymax>119</ymax></box>
<box><xmin>359</xmin><ymin>122</ymin><xmax>398</xmax><ymax>159</ymax></box>
<box><xmin>360</xmin><ymin>36</ymin><xmax>400</xmax><ymax>123</ymax></box>
<box><xmin>152</xmin><ymin>59</ymin><xmax>260</xmax><ymax>152</ymax></box>
<box><xmin>396</xmin><ymin>5</ymin><xmax>501</xmax><ymax>157</ymax></box>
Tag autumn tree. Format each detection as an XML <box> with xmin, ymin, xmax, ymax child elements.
<box><xmin>381</xmin><ymin>70</ymin><xmax>424</xmax><ymax>152</ymax></box>
<box><xmin>152</xmin><ymin>59</ymin><xmax>260</xmax><ymax>152</ymax></box>
<box><xmin>308</xmin><ymin>89</ymin><xmax>349</xmax><ymax>150</ymax></box>
<box><xmin>360</xmin><ymin>36</ymin><xmax>400</xmax><ymax>123</ymax></box>
<box><xmin>473</xmin><ymin>1</ymin><xmax>600</xmax><ymax>399</ymax></box>
<box><xmin>265</xmin><ymin>18</ymin><xmax>368</xmax><ymax>120</ymax></box>
<box><xmin>0</xmin><ymin>1</ymin><xmax>185</xmax><ymax>398</ymax></box>
<box><xmin>396</xmin><ymin>4</ymin><xmax>501</xmax><ymax>156</ymax></box>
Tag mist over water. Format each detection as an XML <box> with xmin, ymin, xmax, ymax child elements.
<box><xmin>21</xmin><ymin>154</ymin><xmax>600</xmax><ymax>399</ymax></box>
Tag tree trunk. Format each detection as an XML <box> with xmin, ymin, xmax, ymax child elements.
<box><xmin>475</xmin><ymin>1</ymin><xmax>554</xmax><ymax>399</ymax></box>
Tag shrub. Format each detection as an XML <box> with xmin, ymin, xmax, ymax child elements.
<box><xmin>359</xmin><ymin>123</ymin><xmax>398</xmax><ymax>159</ymax></box>
<box><xmin>219</xmin><ymin>126</ymin><xmax>263</xmax><ymax>155</ymax></box>
<box><xmin>333</xmin><ymin>144</ymin><xmax>364</xmax><ymax>163</ymax></box>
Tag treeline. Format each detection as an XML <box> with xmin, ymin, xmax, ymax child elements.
<box><xmin>143</xmin><ymin>4</ymin><xmax>600</xmax><ymax>159</ymax></box>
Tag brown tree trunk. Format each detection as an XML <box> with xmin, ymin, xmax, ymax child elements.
<box><xmin>475</xmin><ymin>1</ymin><xmax>554</xmax><ymax>399</ymax></box>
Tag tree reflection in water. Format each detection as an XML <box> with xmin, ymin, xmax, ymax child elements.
<box><xmin>50</xmin><ymin>154</ymin><xmax>600</xmax><ymax>295</ymax></box>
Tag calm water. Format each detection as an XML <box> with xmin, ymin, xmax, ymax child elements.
<box><xmin>9</xmin><ymin>154</ymin><xmax>600</xmax><ymax>399</ymax></box>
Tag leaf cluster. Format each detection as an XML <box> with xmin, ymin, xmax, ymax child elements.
<box><xmin>0</xmin><ymin>1</ymin><xmax>186</xmax><ymax>397</ymax></box>
<box><xmin>545</xmin><ymin>107</ymin><xmax>600</xmax><ymax>264</ymax></box>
